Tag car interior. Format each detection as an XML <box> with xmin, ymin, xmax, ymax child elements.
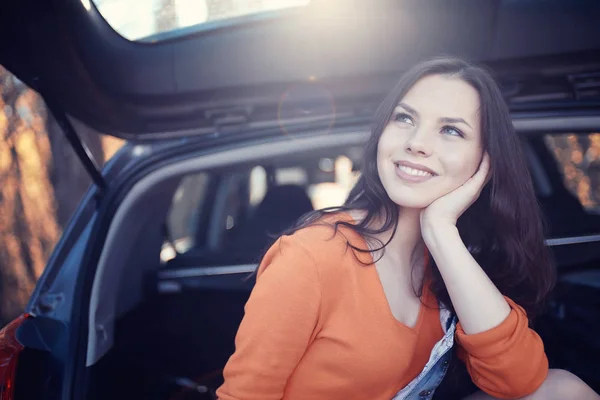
<box><xmin>76</xmin><ymin>127</ymin><xmax>600</xmax><ymax>400</ymax></box>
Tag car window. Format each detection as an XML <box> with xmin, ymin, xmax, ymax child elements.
<box><xmin>161</xmin><ymin>154</ymin><xmax>358</xmax><ymax>267</ymax></box>
<box><xmin>248</xmin><ymin>156</ymin><xmax>357</xmax><ymax>212</ymax></box>
<box><xmin>218</xmin><ymin>167</ymin><xmax>308</xmax><ymax>245</ymax></box>
<box><xmin>544</xmin><ymin>132</ymin><xmax>600</xmax><ymax>214</ymax></box>
<box><xmin>309</xmin><ymin>155</ymin><xmax>357</xmax><ymax>209</ymax></box>
<box><xmin>161</xmin><ymin>173</ymin><xmax>211</xmax><ymax>262</ymax></box>
<box><xmin>93</xmin><ymin>0</ymin><xmax>311</xmax><ymax>41</ymax></box>
<box><xmin>219</xmin><ymin>172</ymin><xmax>250</xmax><ymax>235</ymax></box>
<box><xmin>248</xmin><ymin>165</ymin><xmax>309</xmax><ymax>207</ymax></box>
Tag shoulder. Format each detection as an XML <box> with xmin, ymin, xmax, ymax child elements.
<box><xmin>258</xmin><ymin>212</ymin><xmax>368</xmax><ymax>279</ymax></box>
<box><xmin>293</xmin><ymin>212</ymin><xmax>368</xmax><ymax>262</ymax></box>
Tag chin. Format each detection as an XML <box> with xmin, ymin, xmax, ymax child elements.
<box><xmin>387</xmin><ymin>191</ymin><xmax>436</xmax><ymax>210</ymax></box>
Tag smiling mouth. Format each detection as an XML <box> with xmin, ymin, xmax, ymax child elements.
<box><xmin>393</xmin><ymin>162</ymin><xmax>437</xmax><ymax>182</ymax></box>
<box><xmin>396</xmin><ymin>164</ymin><xmax>434</xmax><ymax>177</ymax></box>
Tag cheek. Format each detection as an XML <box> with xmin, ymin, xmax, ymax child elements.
<box><xmin>443</xmin><ymin>151</ymin><xmax>481</xmax><ymax>183</ymax></box>
<box><xmin>376</xmin><ymin>128</ymin><xmax>396</xmax><ymax>165</ymax></box>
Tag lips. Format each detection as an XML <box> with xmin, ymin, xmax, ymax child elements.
<box><xmin>393</xmin><ymin>160</ymin><xmax>437</xmax><ymax>183</ymax></box>
<box><xmin>397</xmin><ymin>164</ymin><xmax>433</xmax><ymax>177</ymax></box>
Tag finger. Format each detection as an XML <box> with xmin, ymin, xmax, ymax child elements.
<box><xmin>478</xmin><ymin>153</ymin><xmax>492</xmax><ymax>185</ymax></box>
<box><xmin>473</xmin><ymin>153</ymin><xmax>490</xmax><ymax>182</ymax></box>
<box><xmin>474</xmin><ymin>154</ymin><xmax>492</xmax><ymax>196</ymax></box>
<box><xmin>462</xmin><ymin>153</ymin><xmax>490</xmax><ymax>194</ymax></box>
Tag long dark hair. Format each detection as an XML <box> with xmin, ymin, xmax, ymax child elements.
<box><xmin>284</xmin><ymin>56</ymin><xmax>556</xmax><ymax>320</ymax></box>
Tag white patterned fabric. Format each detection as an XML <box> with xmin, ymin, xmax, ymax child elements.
<box><xmin>391</xmin><ymin>307</ymin><xmax>457</xmax><ymax>400</ymax></box>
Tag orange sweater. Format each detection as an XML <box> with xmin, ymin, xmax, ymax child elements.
<box><xmin>217</xmin><ymin>217</ymin><xmax>548</xmax><ymax>400</ymax></box>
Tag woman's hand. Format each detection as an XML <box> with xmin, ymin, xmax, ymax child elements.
<box><xmin>418</xmin><ymin>152</ymin><xmax>511</xmax><ymax>335</ymax></box>
<box><xmin>420</xmin><ymin>153</ymin><xmax>490</xmax><ymax>237</ymax></box>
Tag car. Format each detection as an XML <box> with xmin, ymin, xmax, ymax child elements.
<box><xmin>0</xmin><ymin>0</ymin><xmax>599</xmax><ymax>399</ymax></box>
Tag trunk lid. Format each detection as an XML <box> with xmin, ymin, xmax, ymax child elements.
<box><xmin>0</xmin><ymin>0</ymin><xmax>599</xmax><ymax>142</ymax></box>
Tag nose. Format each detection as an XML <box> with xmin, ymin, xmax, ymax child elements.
<box><xmin>404</xmin><ymin>128</ymin><xmax>432</xmax><ymax>157</ymax></box>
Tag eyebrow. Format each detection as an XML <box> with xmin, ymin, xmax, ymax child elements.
<box><xmin>396</xmin><ymin>102</ymin><xmax>473</xmax><ymax>130</ymax></box>
<box><xmin>440</xmin><ymin>117</ymin><xmax>473</xmax><ymax>130</ymax></box>
<box><xmin>396</xmin><ymin>102</ymin><xmax>419</xmax><ymax>117</ymax></box>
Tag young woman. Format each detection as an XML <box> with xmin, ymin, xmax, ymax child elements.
<box><xmin>216</xmin><ymin>57</ymin><xmax>600</xmax><ymax>400</ymax></box>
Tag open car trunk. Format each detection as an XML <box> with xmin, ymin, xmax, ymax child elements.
<box><xmin>85</xmin><ymin>246</ymin><xmax>600</xmax><ymax>399</ymax></box>
<box><xmin>2</xmin><ymin>0</ymin><xmax>600</xmax><ymax>141</ymax></box>
<box><xmin>90</xmin><ymin>269</ymin><xmax>600</xmax><ymax>400</ymax></box>
<box><xmin>80</xmin><ymin>127</ymin><xmax>600</xmax><ymax>400</ymax></box>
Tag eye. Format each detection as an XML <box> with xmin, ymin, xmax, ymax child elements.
<box><xmin>441</xmin><ymin>125</ymin><xmax>464</xmax><ymax>138</ymax></box>
<box><xmin>393</xmin><ymin>112</ymin><xmax>414</xmax><ymax>126</ymax></box>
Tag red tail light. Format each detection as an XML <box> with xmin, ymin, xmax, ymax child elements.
<box><xmin>0</xmin><ymin>314</ymin><xmax>31</xmax><ymax>400</ymax></box>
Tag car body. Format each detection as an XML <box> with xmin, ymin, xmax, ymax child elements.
<box><xmin>0</xmin><ymin>0</ymin><xmax>599</xmax><ymax>399</ymax></box>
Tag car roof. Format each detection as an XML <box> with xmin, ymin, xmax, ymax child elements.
<box><xmin>1</xmin><ymin>0</ymin><xmax>599</xmax><ymax>140</ymax></box>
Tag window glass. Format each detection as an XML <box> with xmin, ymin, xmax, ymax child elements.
<box><xmin>162</xmin><ymin>173</ymin><xmax>210</xmax><ymax>262</ymax></box>
<box><xmin>249</xmin><ymin>166</ymin><xmax>267</xmax><ymax>206</ymax></box>
<box><xmin>92</xmin><ymin>0</ymin><xmax>311</xmax><ymax>41</ymax></box>
<box><xmin>162</xmin><ymin>154</ymin><xmax>359</xmax><ymax>266</ymax></box>
<box><xmin>309</xmin><ymin>155</ymin><xmax>358</xmax><ymax>209</ymax></box>
<box><xmin>544</xmin><ymin>133</ymin><xmax>600</xmax><ymax>214</ymax></box>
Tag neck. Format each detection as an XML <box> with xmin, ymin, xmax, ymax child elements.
<box><xmin>373</xmin><ymin>207</ymin><xmax>425</xmax><ymax>270</ymax></box>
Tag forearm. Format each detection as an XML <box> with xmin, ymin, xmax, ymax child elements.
<box><xmin>423</xmin><ymin>224</ymin><xmax>511</xmax><ymax>334</ymax></box>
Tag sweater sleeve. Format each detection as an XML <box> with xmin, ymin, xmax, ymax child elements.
<box><xmin>456</xmin><ymin>297</ymin><xmax>548</xmax><ymax>399</ymax></box>
<box><xmin>216</xmin><ymin>235</ymin><xmax>321</xmax><ymax>400</ymax></box>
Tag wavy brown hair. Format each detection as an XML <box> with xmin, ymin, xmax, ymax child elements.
<box><xmin>283</xmin><ymin>56</ymin><xmax>556</xmax><ymax>321</ymax></box>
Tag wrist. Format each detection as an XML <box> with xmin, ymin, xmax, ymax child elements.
<box><xmin>422</xmin><ymin>222</ymin><xmax>459</xmax><ymax>250</ymax></box>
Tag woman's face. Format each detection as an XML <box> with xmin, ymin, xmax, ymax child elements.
<box><xmin>377</xmin><ymin>74</ymin><xmax>483</xmax><ymax>209</ymax></box>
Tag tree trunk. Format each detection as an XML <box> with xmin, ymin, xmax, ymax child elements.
<box><xmin>0</xmin><ymin>62</ymin><xmax>125</xmax><ymax>326</ymax></box>
<box><xmin>0</xmin><ymin>66</ymin><xmax>60</xmax><ymax>325</ymax></box>
<box><xmin>156</xmin><ymin>0</ymin><xmax>178</xmax><ymax>32</ymax></box>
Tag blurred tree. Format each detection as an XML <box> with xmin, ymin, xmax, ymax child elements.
<box><xmin>546</xmin><ymin>133</ymin><xmax>600</xmax><ymax>212</ymax></box>
<box><xmin>206</xmin><ymin>0</ymin><xmax>235</xmax><ymax>20</ymax></box>
<box><xmin>156</xmin><ymin>0</ymin><xmax>178</xmax><ymax>32</ymax></box>
<box><xmin>0</xmin><ymin>66</ymin><xmax>61</xmax><ymax>324</ymax></box>
<box><xmin>0</xmin><ymin>66</ymin><xmax>121</xmax><ymax>326</ymax></box>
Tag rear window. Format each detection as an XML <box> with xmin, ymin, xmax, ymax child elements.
<box><xmin>162</xmin><ymin>172</ymin><xmax>211</xmax><ymax>262</ymax></box>
<box><xmin>93</xmin><ymin>0</ymin><xmax>311</xmax><ymax>41</ymax></box>
<box><xmin>545</xmin><ymin>132</ymin><xmax>600</xmax><ymax>214</ymax></box>
<box><xmin>161</xmin><ymin>154</ymin><xmax>358</xmax><ymax>266</ymax></box>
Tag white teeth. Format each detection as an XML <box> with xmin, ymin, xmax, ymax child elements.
<box><xmin>397</xmin><ymin>164</ymin><xmax>433</xmax><ymax>177</ymax></box>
